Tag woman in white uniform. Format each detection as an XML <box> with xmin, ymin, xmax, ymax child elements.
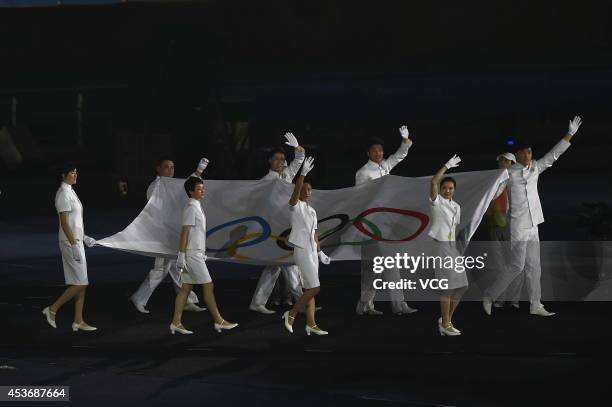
<box><xmin>169</xmin><ymin>176</ymin><xmax>238</xmax><ymax>334</ymax></box>
<box><xmin>42</xmin><ymin>164</ymin><xmax>97</xmax><ymax>332</ymax></box>
<box><xmin>428</xmin><ymin>155</ymin><xmax>467</xmax><ymax>336</ymax></box>
<box><xmin>282</xmin><ymin>157</ymin><xmax>331</xmax><ymax>336</ymax></box>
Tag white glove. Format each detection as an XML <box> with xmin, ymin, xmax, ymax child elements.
<box><xmin>318</xmin><ymin>251</ymin><xmax>331</xmax><ymax>264</ymax></box>
<box><xmin>399</xmin><ymin>125</ymin><xmax>410</xmax><ymax>139</ymax></box>
<box><xmin>83</xmin><ymin>236</ymin><xmax>96</xmax><ymax>248</ymax></box>
<box><xmin>71</xmin><ymin>244</ymin><xmax>82</xmax><ymax>262</ymax></box>
<box><xmin>196</xmin><ymin>157</ymin><xmax>209</xmax><ymax>173</ymax></box>
<box><xmin>177</xmin><ymin>252</ymin><xmax>186</xmax><ymax>270</ymax></box>
<box><xmin>284</xmin><ymin>132</ymin><xmax>300</xmax><ymax>149</ymax></box>
<box><xmin>444</xmin><ymin>154</ymin><xmax>462</xmax><ymax>170</ymax></box>
<box><xmin>568</xmin><ymin>115</ymin><xmax>582</xmax><ymax>136</ymax></box>
<box><xmin>301</xmin><ymin>156</ymin><xmax>315</xmax><ymax>176</ymax></box>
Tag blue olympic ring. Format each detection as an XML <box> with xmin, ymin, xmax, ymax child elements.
<box><xmin>206</xmin><ymin>216</ymin><xmax>271</xmax><ymax>253</ymax></box>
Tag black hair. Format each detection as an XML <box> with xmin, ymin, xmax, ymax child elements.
<box><xmin>268</xmin><ymin>147</ymin><xmax>286</xmax><ymax>160</ymax></box>
<box><xmin>59</xmin><ymin>161</ymin><xmax>77</xmax><ymax>179</ymax></box>
<box><xmin>513</xmin><ymin>139</ymin><xmax>532</xmax><ymax>152</ymax></box>
<box><xmin>440</xmin><ymin>176</ymin><xmax>456</xmax><ymax>189</ymax></box>
<box><xmin>302</xmin><ymin>177</ymin><xmax>313</xmax><ymax>187</ymax></box>
<box><xmin>156</xmin><ymin>156</ymin><xmax>174</xmax><ymax>167</ymax></box>
<box><xmin>184</xmin><ymin>176</ymin><xmax>204</xmax><ymax>198</ymax></box>
<box><xmin>366</xmin><ymin>137</ymin><xmax>385</xmax><ymax>151</ymax></box>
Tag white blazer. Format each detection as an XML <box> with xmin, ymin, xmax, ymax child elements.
<box><xmin>287</xmin><ymin>200</ymin><xmax>318</xmax><ymax>250</ymax></box>
<box><xmin>261</xmin><ymin>148</ymin><xmax>306</xmax><ymax>182</ymax></box>
<box><xmin>500</xmin><ymin>139</ymin><xmax>570</xmax><ymax>230</ymax></box>
<box><xmin>55</xmin><ymin>182</ymin><xmax>84</xmax><ymax>242</ymax></box>
<box><xmin>182</xmin><ymin>198</ymin><xmax>207</xmax><ymax>251</ymax></box>
<box><xmin>428</xmin><ymin>195</ymin><xmax>461</xmax><ymax>242</ymax></box>
<box><xmin>355</xmin><ymin>142</ymin><xmax>411</xmax><ymax>185</ymax></box>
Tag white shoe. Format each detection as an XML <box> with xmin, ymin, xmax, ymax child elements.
<box><xmin>42</xmin><ymin>307</ymin><xmax>56</xmax><ymax>329</ymax></box>
<box><xmin>438</xmin><ymin>323</ymin><xmax>461</xmax><ymax>336</ymax></box>
<box><xmin>395</xmin><ymin>302</ymin><xmax>418</xmax><ymax>315</ymax></box>
<box><xmin>72</xmin><ymin>322</ymin><xmax>97</xmax><ymax>332</ymax></box>
<box><xmin>357</xmin><ymin>302</ymin><xmax>383</xmax><ymax>315</ymax></box>
<box><xmin>184</xmin><ymin>303</ymin><xmax>207</xmax><ymax>312</ymax></box>
<box><xmin>305</xmin><ymin>325</ymin><xmax>328</xmax><ymax>336</ymax></box>
<box><xmin>493</xmin><ymin>301</ymin><xmax>504</xmax><ymax>308</ymax></box>
<box><xmin>530</xmin><ymin>305</ymin><xmax>555</xmax><ymax>317</ymax></box>
<box><xmin>365</xmin><ymin>308</ymin><xmax>383</xmax><ymax>315</ymax></box>
<box><xmin>510</xmin><ymin>302</ymin><xmax>520</xmax><ymax>309</ymax></box>
<box><xmin>282</xmin><ymin>311</ymin><xmax>294</xmax><ymax>333</ymax></box>
<box><xmin>249</xmin><ymin>304</ymin><xmax>276</xmax><ymax>314</ymax></box>
<box><xmin>131</xmin><ymin>299</ymin><xmax>150</xmax><ymax>314</ymax></box>
<box><xmin>483</xmin><ymin>298</ymin><xmax>492</xmax><ymax>316</ymax></box>
<box><xmin>214</xmin><ymin>319</ymin><xmax>238</xmax><ymax>333</ymax></box>
<box><xmin>170</xmin><ymin>323</ymin><xmax>193</xmax><ymax>335</ymax></box>
<box><xmin>283</xmin><ymin>299</ymin><xmax>294</xmax><ymax>306</ymax></box>
<box><xmin>438</xmin><ymin>317</ymin><xmax>461</xmax><ymax>334</ymax></box>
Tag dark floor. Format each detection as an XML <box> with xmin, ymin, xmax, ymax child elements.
<box><xmin>0</xmin><ymin>213</ymin><xmax>610</xmax><ymax>406</ymax></box>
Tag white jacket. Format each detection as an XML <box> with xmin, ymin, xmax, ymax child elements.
<box><xmin>261</xmin><ymin>148</ymin><xmax>306</xmax><ymax>182</ymax></box>
<box><xmin>182</xmin><ymin>198</ymin><xmax>207</xmax><ymax>251</ymax></box>
<box><xmin>355</xmin><ymin>142</ymin><xmax>411</xmax><ymax>185</ymax></box>
<box><xmin>428</xmin><ymin>195</ymin><xmax>461</xmax><ymax>242</ymax></box>
<box><xmin>287</xmin><ymin>200</ymin><xmax>317</xmax><ymax>250</ymax></box>
<box><xmin>500</xmin><ymin>139</ymin><xmax>571</xmax><ymax>230</ymax></box>
<box><xmin>55</xmin><ymin>182</ymin><xmax>84</xmax><ymax>242</ymax></box>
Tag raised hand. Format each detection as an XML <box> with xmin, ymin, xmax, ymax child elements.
<box><xmin>301</xmin><ymin>156</ymin><xmax>315</xmax><ymax>176</ymax></box>
<box><xmin>444</xmin><ymin>154</ymin><xmax>462</xmax><ymax>170</ymax></box>
<box><xmin>568</xmin><ymin>115</ymin><xmax>582</xmax><ymax>136</ymax></box>
<box><xmin>284</xmin><ymin>132</ymin><xmax>300</xmax><ymax>149</ymax></box>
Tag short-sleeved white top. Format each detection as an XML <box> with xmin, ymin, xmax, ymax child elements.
<box><xmin>55</xmin><ymin>182</ymin><xmax>84</xmax><ymax>242</ymax></box>
<box><xmin>288</xmin><ymin>200</ymin><xmax>318</xmax><ymax>250</ymax></box>
<box><xmin>427</xmin><ymin>194</ymin><xmax>461</xmax><ymax>242</ymax></box>
<box><xmin>182</xmin><ymin>198</ymin><xmax>206</xmax><ymax>251</ymax></box>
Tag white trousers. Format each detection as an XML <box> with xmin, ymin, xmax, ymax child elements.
<box><xmin>486</xmin><ymin>226</ymin><xmax>541</xmax><ymax>306</ymax></box>
<box><xmin>358</xmin><ymin>260</ymin><xmax>407</xmax><ymax>313</ymax></box>
<box><xmin>251</xmin><ymin>265</ymin><xmax>302</xmax><ymax>306</ymax></box>
<box><xmin>131</xmin><ymin>257</ymin><xmax>198</xmax><ymax>306</ymax></box>
<box><xmin>487</xmin><ymin>226</ymin><xmax>524</xmax><ymax>303</ymax></box>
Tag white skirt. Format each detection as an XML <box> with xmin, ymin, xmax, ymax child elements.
<box><xmin>59</xmin><ymin>240</ymin><xmax>88</xmax><ymax>286</ymax></box>
<box><xmin>182</xmin><ymin>250</ymin><xmax>212</xmax><ymax>285</ymax></box>
<box><xmin>294</xmin><ymin>247</ymin><xmax>320</xmax><ymax>289</ymax></box>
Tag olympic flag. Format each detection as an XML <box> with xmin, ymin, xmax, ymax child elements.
<box><xmin>97</xmin><ymin>170</ymin><xmax>508</xmax><ymax>265</ymax></box>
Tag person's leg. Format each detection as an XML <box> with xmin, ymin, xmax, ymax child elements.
<box><xmin>171</xmin><ymin>283</ymin><xmax>192</xmax><ymax>326</ymax></box>
<box><xmin>131</xmin><ymin>257</ymin><xmax>168</xmax><ymax>308</ymax></box>
<box><xmin>524</xmin><ymin>227</ymin><xmax>544</xmax><ymax>311</ymax></box>
<box><xmin>50</xmin><ymin>285</ymin><xmax>83</xmax><ymax>314</ymax></box>
<box><xmin>282</xmin><ymin>265</ymin><xmax>303</xmax><ymax>304</ymax></box>
<box><xmin>289</xmin><ymin>287</ymin><xmax>319</xmax><ymax>322</ymax></box>
<box><xmin>202</xmin><ymin>282</ymin><xmax>224</xmax><ymax>324</ymax></box>
<box><xmin>73</xmin><ymin>286</ymin><xmax>87</xmax><ymax>323</ymax></box>
<box><xmin>449</xmin><ymin>286</ymin><xmax>468</xmax><ymax>321</ymax></box>
<box><xmin>250</xmin><ymin>266</ymin><xmax>281</xmax><ymax>307</ymax></box>
<box><xmin>439</xmin><ymin>290</ymin><xmax>452</xmax><ymax>327</ymax></box>
<box><xmin>485</xmin><ymin>232</ymin><xmax>528</xmax><ymax>303</ymax></box>
<box><xmin>357</xmin><ymin>259</ymin><xmax>379</xmax><ymax>313</ymax></box>
<box><xmin>305</xmin><ymin>296</ymin><xmax>317</xmax><ymax>327</ymax></box>
<box><xmin>168</xmin><ymin>259</ymin><xmax>200</xmax><ymax>305</ymax></box>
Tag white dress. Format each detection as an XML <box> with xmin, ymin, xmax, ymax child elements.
<box><xmin>288</xmin><ymin>200</ymin><xmax>320</xmax><ymax>289</ymax></box>
<box><xmin>181</xmin><ymin>198</ymin><xmax>212</xmax><ymax>285</ymax></box>
<box><xmin>55</xmin><ymin>182</ymin><xmax>88</xmax><ymax>286</ymax></box>
<box><xmin>428</xmin><ymin>195</ymin><xmax>467</xmax><ymax>290</ymax></box>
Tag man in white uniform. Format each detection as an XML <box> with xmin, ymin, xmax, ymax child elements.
<box><xmin>130</xmin><ymin>157</ymin><xmax>208</xmax><ymax>313</ymax></box>
<box><xmin>249</xmin><ymin>133</ymin><xmax>305</xmax><ymax>314</ymax></box>
<box><xmin>355</xmin><ymin>125</ymin><xmax>417</xmax><ymax>315</ymax></box>
<box><xmin>483</xmin><ymin>116</ymin><xmax>583</xmax><ymax>317</ymax></box>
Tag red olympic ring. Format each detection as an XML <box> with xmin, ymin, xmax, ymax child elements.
<box><xmin>352</xmin><ymin>207</ymin><xmax>429</xmax><ymax>242</ymax></box>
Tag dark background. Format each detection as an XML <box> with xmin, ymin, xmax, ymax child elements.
<box><xmin>0</xmin><ymin>0</ymin><xmax>611</xmax><ymax>239</ymax></box>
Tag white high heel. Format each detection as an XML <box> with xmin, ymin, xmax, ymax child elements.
<box><xmin>305</xmin><ymin>325</ymin><xmax>328</xmax><ymax>336</ymax></box>
<box><xmin>282</xmin><ymin>311</ymin><xmax>294</xmax><ymax>334</ymax></box>
<box><xmin>42</xmin><ymin>307</ymin><xmax>56</xmax><ymax>329</ymax></box>
<box><xmin>72</xmin><ymin>322</ymin><xmax>97</xmax><ymax>332</ymax></box>
<box><xmin>438</xmin><ymin>317</ymin><xmax>460</xmax><ymax>334</ymax></box>
<box><xmin>438</xmin><ymin>322</ymin><xmax>461</xmax><ymax>336</ymax></box>
<box><xmin>170</xmin><ymin>323</ymin><xmax>193</xmax><ymax>335</ymax></box>
<box><xmin>214</xmin><ymin>319</ymin><xmax>238</xmax><ymax>333</ymax></box>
